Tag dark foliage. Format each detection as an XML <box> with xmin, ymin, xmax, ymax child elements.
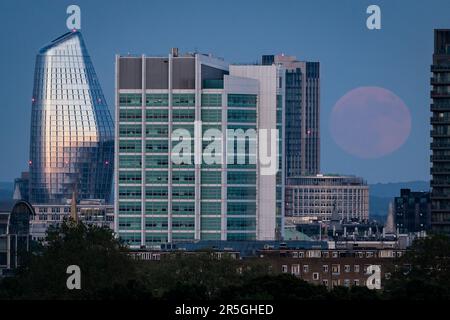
<box><xmin>1</xmin><ymin>223</ymin><xmax>449</xmax><ymax>300</ymax></box>
<box><xmin>383</xmin><ymin>234</ymin><xmax>450</xmax><ymax>300</ymax></box>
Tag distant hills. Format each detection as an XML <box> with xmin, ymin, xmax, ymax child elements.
<box><xmin>369</xmin><ymin>180</ymin><xmax>429</xmax><ymax>223</ymax></box>
<box><xmin>369</xmin><ymin>181</ymin><xmax>429</xmax><ymax>198</ymax></box>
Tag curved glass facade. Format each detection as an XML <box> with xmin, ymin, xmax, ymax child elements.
<box><xmin>29</xmin><ymin>31</ymin><xmax>114</xmax><ymax>204</ymax></box>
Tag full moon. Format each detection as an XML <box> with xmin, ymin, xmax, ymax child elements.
<box><xmin>330</xmin><ymin>86</ymin><xmax>412</xmax><ymax>159</ymax></box>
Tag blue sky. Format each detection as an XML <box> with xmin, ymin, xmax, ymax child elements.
<box><xmin>0</xmin><ymin>0</ymin><xmax>447</xmax><ymax>183</ymax></box>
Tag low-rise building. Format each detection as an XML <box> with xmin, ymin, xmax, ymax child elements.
<box><xmin>129</xmin><ymin>240</ymin><xmax>404</xmax><ymax>289</ymax></box>
<box><xmin>31</xmin><ymin>200</ymin><xmax>114</xmax><ymax>240</ymax></box>
<box><xmin>255</xmin><ymin>247</ymin><xmax>401</xmax><ymax>289</ymax></box>
<box><xmin>285</xmin><ymin>174</ymin><xmax>369</xmax><ymax>222</ymax></box>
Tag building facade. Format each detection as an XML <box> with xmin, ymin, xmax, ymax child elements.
<box><xmin>431</xmin><ymin>29</ymin><xmax>450</xmax><ymax>234</ymax></box>
<box><xmin>255</xmin><ymin>247</ymin><xmax>401</xmax><ymax>289</ymax></box>
<box><xmin>115</xmin><ymin>50</ymin><xmax>284</xmax><ymax>248</ymax></box>
<box><xmin>30</xmin><ymin>201</ymin><xmax>114</xmax><ymax>240</ymax></box>
<box><xmin>128</xmin><ymin>240</ymin><xmax>404</xmax><ymax>290</ymax></box>
<box><xmin>29</xmin><ymin>30</ymin><xmax>114</xmax><ymax>204</ymax></box>
<box><xmin>394</xmin><ymin>189</ymin><xmax>431</xmax><ymax>234</ymax></box>
<box><xmin>229</xmin><ymin>64</ymin><xmax>285</xmax><ymax>241</ymax></box>
<box><xmin>285</xmin><ymin>175</ymin><xmax>369</xmax><ymax>221</ymax></box>
<box><xmin>262</xmin><ymin>54</ymin><xmax>320</xmax><ymax>177</ymax></box>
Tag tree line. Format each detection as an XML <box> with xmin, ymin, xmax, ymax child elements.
<box><xmin>0</xmin><ymin>221</ymin><xmax>449</xmax><ymax>300</ymax></box>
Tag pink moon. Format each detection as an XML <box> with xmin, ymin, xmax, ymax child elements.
<box><xmin>330</xmin><ymin>86</ymin><xmax>412</xmax><ymax>159</ymax></box>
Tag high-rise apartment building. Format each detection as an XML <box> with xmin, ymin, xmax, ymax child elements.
<box><xmin>29</xmin><ymin>31</ymin><xmax>114</xmax><ymax>204</ymax></box>
<box><xmin>262</xmin><ymin>54</ymin><xmax>320</xmax><ymax>177</ymax></box>
<box><xmin>115</xmin><ymin>50</ymin><xmax>284</xmax><ymax>248</ymax></box>
<box><xmin>431</xmin><ymin>29</ymin><xmax>450</xmax><ymax>233</ymax></box>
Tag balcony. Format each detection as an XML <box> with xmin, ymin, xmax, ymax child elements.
<box><xmin>431</xmin><ymin>77</ymin><xmax>450</xmax><ymax>85</ymax></box>
<box><xmin>431</xmin><ymin>90</ymin><xmax>450</xmax><ymax>98</ymax></box>
<box><xmin>431</xmin><ymin>167</ymin><xmax>450</xmax><ymax>174</ymax></box>
<box><xmin>431</xmin><ymin>116</ymin><xmax>450</xmax><ymax>124</ymax></box>
<box><xmin>431</xmin><ymin>103</ymin><xmax>450</xmax><ymax>111</ymax></box>
<box><xmin>431</xmin><ymin>192</ymin><xmax>450</xmax><ymax>199</ymax></box>
<box><xmin>431</xmin><ymin>155</ymin><xmax>450</xmax><ymax>161</ymax></box>
<box><xmin>431</xmin><ymin>65</ymin><xmax>450</xmax><ymax>72</ymax></box>
<box><xmin>430</xmin><ymin>142</ymin><xmax>450</xmax><ymax>149</ymax></box>
<box><xmin>431</xmin><ymin>130</ymin><xmax>450</xmax><ymax>137</ymax></box>
<box><xmin>431</xmin><ymin>179</ymin><xmax>450</xmax><ymax>186</ymax></box>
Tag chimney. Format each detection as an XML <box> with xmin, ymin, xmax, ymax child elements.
<box><xmin>171</xmin><ymin>48</ymin><xmax>179</xmax><ymax>57</ymax></box>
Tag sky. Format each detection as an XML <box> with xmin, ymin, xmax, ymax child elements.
<box><xmin>0</xmin><ymin>0</ymin><xmax>447</xmax><ymax>184</ymax></box>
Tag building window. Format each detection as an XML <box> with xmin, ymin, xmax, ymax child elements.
<box><xmin>299</xmin><ymin>252</ymin><xmax>304</xmax><ymax>258</ymax></box>
<box><xmin>322</xmin><ymin>265</ymin><xmax>329</xmax><ymax>273</ymax></box>
<box><xmin>313</xmin><ymin>272</ymin><xmax>319</xmax><ymax>280</ymax></box>
<box><xmin>354</xmin><ymin>279</ymin><xmax>360</xmax><ymax>286</ymax></box>
<box><xmin>344</xmin><ymin>279</ymin><xmax>350</xmax><ymax>287</ymax></box>
<box><xmin>291</xmin><ymin>264</ymin><xmax>300</xmax><ymax>275</ymax></box>
<box><xmin>332</xmin><ymin>264</ymin><xmax>340</xmax><ymax>275</ymax></box>
<box><xmin>303</xmin><ymin>265</ymin><xmax>309</xmax><ymax>273</ymax></box>
<box><xmin>332</xmin><ymin>252</ymin><xmax>338</xmax><ymax>258</ymax></box>
<box><xmin>293</xmin><ymin>252</ymin><xmax>298</xmax><ymax>258</ymax></box>
<box><xmin>354</xmin><ymin>265</ymin><xmax>360</xmax><ymax>273</ymax></box>
<box><xmin>344</xmin><ymin>265</ymin><xmax>351</xmax><ymax>273</ymax></box>
<box><xmin>322</xmin><ymin>279</ymin><xmax>329</xmax><ymax>287</ymax></box>
<box><xmin>282</xmin><ymin>265</ymin><xmax>288</xmax><ymax>273</ymax></box>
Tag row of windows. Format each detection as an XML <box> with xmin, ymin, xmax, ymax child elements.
<box><xmin>119</xmin><ymin>155</ymin><xmax>258</xmax><ymax>169</ymax></box>
<box><xmin>227</xmin><ymin>94</ymin><xmax>257</xmax><ymax>107</ymax></box>
<box><xmin>119</xmin><ymin>217</ymin><xmax>196</xmax><ymax>230</ymax></box>
<box><xmin>121</xmin><ymin>232</ymin><xmax>239</xmax><ymax>245</ymax></box>
<box><xmin>119</xmin><ymin>231</ymin><xmax>256</xmax><ymax>245</ymax></box>
<box><xmin>118</xmin><ymin>201</ymin><xmax>256</xmax><ymax>216</ymax></box>
<box><xmin>120</xmin><ymin>217</ymin><xmax>248</xmax><ymax>232</ymax></box>
<box><xmin>120</xmin><ymin>108</ymin><xmax>259</xmax><ymax>124</ymax></box>
<box><xmin>119</xmin><ymin>109</ymin><xmax>198</xmax><ymax>122</ymax></box>
<box><xmin>120</xmin><ymin>93</ymin><xmax>259</xmax><ymax>108</ymax></box>
<box><xmin>119</xmin><ymin>94</ymin><xmax>194</xmax><ymax>107</ymax></box>
<box><xmin>119</xmin><ymin>186</ymin><xmax>256</xmax><ymax>200</ymax></box>
<box><xmin>119</xmin><ymin>124</ymin><xmax>227</xmax><ymax>138</ymax></box>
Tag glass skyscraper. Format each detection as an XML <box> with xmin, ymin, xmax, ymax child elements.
<box><xmin>29</xmin><ymin>31</ymin><xmax>114</xmax><ymax>204</ymax></box>
<box><xmin>262</xmin><ymin>54</ymin><xmax>320</xmax><ymax>177</ymax></box>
